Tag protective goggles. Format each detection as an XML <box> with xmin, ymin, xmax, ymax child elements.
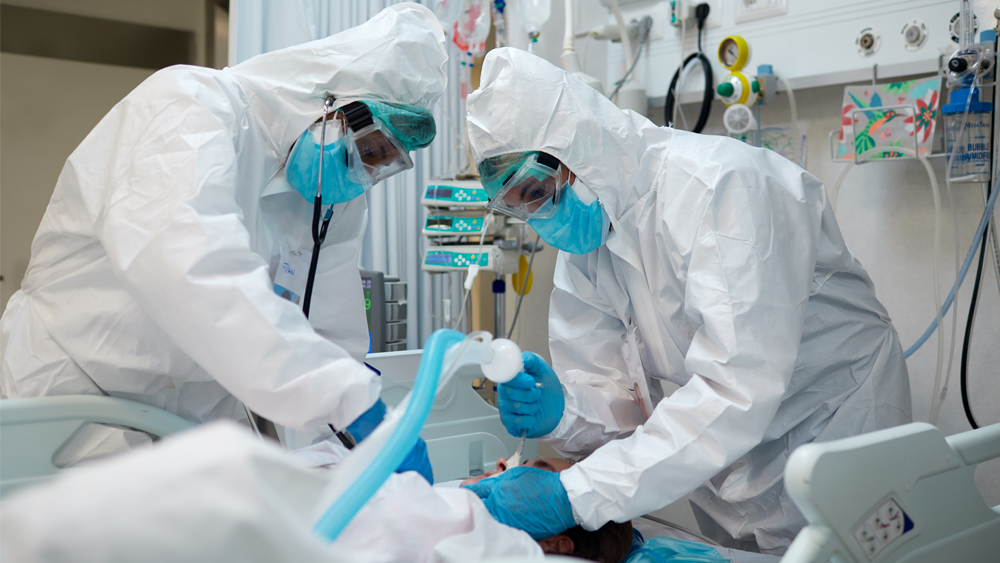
<box><xmin>339</xmin><ymin>102</ymin><xmax>413</xmax><ymax>186</ymax></box>
<box><xmin>484</xmin><ymin>153</ymin><xmax>563</xmax><ymax>221</ymax></box>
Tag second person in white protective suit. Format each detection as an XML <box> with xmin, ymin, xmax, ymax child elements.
<box><xmin>0</xmin><ymin>4</ymin><xmax>446</xmax><ymax>476</ymax></box>
<box><xmin>462</xmin><ymin>48</ymin><xmax>911</xmax><ymax>554</ymax></box>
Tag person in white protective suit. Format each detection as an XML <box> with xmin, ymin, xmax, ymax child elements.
<box><xmin>0</xmin><ymin>3</ymin><xmax>447</xmax><ymax>473</ymax></box>
<box><xmin>461</xmin><ymin>48</ymin><xmax>911</xmax><ymax>554</ymax></box>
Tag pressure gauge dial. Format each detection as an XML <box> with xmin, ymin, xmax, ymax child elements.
<box><xmin>718</xmin><ymin>36</ymin><xmax>749</xmax><ymax>71</ymax></box>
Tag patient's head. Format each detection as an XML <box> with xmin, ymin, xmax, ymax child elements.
<box><xmin>459</xmin><ymin>456</ymin><xmax>573</xmax><ymax>487</ymax></box>
<box><xmin>463</xmin><ymin>456</ymin><xmax>633</xmax><ymax>563</ymax></box>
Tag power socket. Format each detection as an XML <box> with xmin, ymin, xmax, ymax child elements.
<box><xmin>670</xmin><ymin>0</ymin><xmax>721</xmax><ymax>30</ymax></box>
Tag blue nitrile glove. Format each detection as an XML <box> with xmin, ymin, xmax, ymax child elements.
<box><xmin>344</xmin><ymin>398</ymin><xmax>387</xmax><ymax>443</ymax></box>
<box><xmin>497</xmin><ymin>352</ymin><xmax>565</xmax><ymax>438</ymax></box>
<box><xmin>462</xmin><ymin>466</ymin><xmax>577</xmax><ymax>539</ymax></box>
<box><xmin>397</xmin><ymin>435</ymin><xmax>434</xmax><ymax>484</ymax></box>
<box><xmin>345</xmin><ymin>399</ymin><xmax>434</xmax><ymax>484</ymax></box>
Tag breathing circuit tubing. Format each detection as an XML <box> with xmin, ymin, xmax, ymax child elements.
<box><xmin>313</xmin><ymin>329</ymin><xmax>465</xmax><ymax>541</ymax></box>
<box><xmin>312</xmin><ymin>329</ymin><xmax>523</xmax><ymax>542</ymax></box>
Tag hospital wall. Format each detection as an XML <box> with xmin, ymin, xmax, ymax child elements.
<box><xmin>0</xmin><ymin>54</ymin><xmax>154</xmax><ymax>311</ymax></box>
<box><xmin>0</xmin><ymin>0</ymin><xmax>223</xmax><ymax>312</ymax></box>
<box><xmin>503</xmin><ymin>0</ymin><xmax>1000</xmax><ymax>511</ymax></box>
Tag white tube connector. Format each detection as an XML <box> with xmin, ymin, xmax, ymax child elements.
<box><xmin>464</xmin><ymin>265</ymin><xmax>480</xmax><ymax>290</ymax></box>
<box><xmin>481</xmin><ymin>339</ymin><xmax>523</xmax><ymax>383</ymax></box>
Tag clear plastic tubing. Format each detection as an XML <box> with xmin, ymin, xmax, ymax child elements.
<box><xmin>313</xmin><ymin>328</ymin><xmax>467</xmax><ymax>542</ymax></box>
<box><xmin>905</xmin><ymin>174</ymin><xmax>1000</xmax><ymax>358</ymax></box>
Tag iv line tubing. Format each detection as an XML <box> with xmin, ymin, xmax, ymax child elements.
<box><xmin>452</xmin><ymin>212</ymin><xmax>494</xmax><ymax>331</ymax></box>
<box><xmin>904</xmin><ymin>176</ymin><xmax>999</xmax><ymax>358</ymax></box>
<box><xmin>930</xmin><ymin>73</ymin><xmax>975</xmax><ymax>425</ymax></box>
<box><xmin>919</xmin><ymin>153</ymin><xmax>947</xmax><ymax>425</ymax></box>
<box><xmin>508</xmin><ymin>233</ymin><xmax>542</xmax><ymax>338</ymax></box>
<box><xmin>773</xmin><ymin>72</ymin><xmax>800</xmax><ymax>167</ymax></box>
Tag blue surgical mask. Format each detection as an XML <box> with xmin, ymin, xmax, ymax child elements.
<box><xmin>528</xmin><ymin>181</ymin><xmax>608</xmax><ymax>254</ymax></box>
<box><xmin>285</xmin><ymin>123</ymin><xmax>367</xmax><ymax>205</ymax></box>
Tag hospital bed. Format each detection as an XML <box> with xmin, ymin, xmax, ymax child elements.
<box><xmin>0</xmin><ymin>395</ymin><xmax>194</xmax><ymax>497</ymax></box>
<box><xmin>780</xmin><ymin>421</ymin><xmax>1000</xmax><ymax>563</ymax></box>
<box><xmin>3</xmin><ymin>355</ymin><xmax>997</xmax><ymax>562</ymax></box>
<box><xmin>0</xmin><ymin>350</ymin><xmax>533</xmax><ymax>495</ymax></box>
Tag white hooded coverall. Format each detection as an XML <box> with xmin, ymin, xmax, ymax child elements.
<box><xmin>0</xmin><ymin>4</ymin><xmax>447</xmax><ymax>447</ymax></box>
<box><xmin>466</xmin><ymin>48</ymin><xmax>911</xmax><ymax>554</ymax></box>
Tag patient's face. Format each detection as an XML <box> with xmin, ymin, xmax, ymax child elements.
<box><xmin>459</xmin><ymin>456</ymin><xmax>573</xmax><ymax>486</ymax></box>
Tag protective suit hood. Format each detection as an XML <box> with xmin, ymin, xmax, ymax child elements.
<box><xmin>227</xmin><ymin>2</ymin><xmax>447</xmax><ymax>159</ymax></box>
<box><xmin>466</xmin><ymin>47</ymin><xmax>669</xmax><ymax>220</ymax></box>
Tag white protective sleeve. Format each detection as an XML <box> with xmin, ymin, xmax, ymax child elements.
<box><xmin>1</xmin><ymin>423</ymin><xmax>543</xmax><ymax>563</ymax></box>
<box><xmin>95</xmin><ymin>74</ymin><xmax>379</xmax><ymax>433</ymax></box>
<box><xmin>552</xmin><ymin>167</ymin><xmax>819</xmax><ymax>530</ymax></box>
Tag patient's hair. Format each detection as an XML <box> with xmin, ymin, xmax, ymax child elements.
<box><xmin>564</xmin><ymin>519</ymin><xmax>634</xmax><ymax>563</ymax></box>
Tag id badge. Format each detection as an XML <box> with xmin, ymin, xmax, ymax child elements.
<box><xmin>273</xmin><ymin>245</ymin><xmax>311</xmax><ymax>305</ymax></box>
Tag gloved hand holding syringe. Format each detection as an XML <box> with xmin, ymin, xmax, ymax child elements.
<box><xmin>482</xmin><ymin>342</ymin><xmax>564</xmax><ymax>468</ymax></box>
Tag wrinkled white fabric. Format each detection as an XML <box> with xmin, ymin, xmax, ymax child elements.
<box><xmin>0</xmin><ymin>4</ymin><xmax>447</xmax><ymax>442</ymax></box>
<box><xmin>0</xmin><ymin>422</ymin><xmax>543</xmax><ymax>563</ymax></box>
<box><xmin>466</xmin><ymin>48</ymin><xmax>911</xmax><ymax>553</ymax></box>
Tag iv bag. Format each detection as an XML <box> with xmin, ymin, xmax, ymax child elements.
<box><xmin>520</xmin><ymin>0</ymin><xmax>551</xmax><ymax>34</ymax></box>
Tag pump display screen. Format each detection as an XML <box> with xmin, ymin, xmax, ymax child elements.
<box><xmin>426</xmin><ymin>253</ymin><xmax>452</xmax><ymax>265</ymax></box>
<box><xmin>427</xmin><ymin>217</ymin><xmax>454</xmax><ymax>229</ymax></box>
<box><xmin>426</xmin><ymin>187</ymin><xmax>453</xmax><ymax>199</ymax></box>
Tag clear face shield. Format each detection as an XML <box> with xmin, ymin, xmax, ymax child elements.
<box><xmin>339</xmin><ymin>102</ymin><xmax>414</xmax><ymax>187</ymax></box>
<box><xmin>484</xmin><ymin>154</ymin><xmax>564</xmax><ymax>221</ymax></box>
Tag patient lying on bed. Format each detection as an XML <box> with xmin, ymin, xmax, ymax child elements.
<box><xmin>452</xmin><ymin>456</ymin><xmax>633</xmax><ymax>562</ymax></box>
<box><xmin>295</xmin><ymin>445</ymin><xmax>634</xmax><ymax>563</ymax></box>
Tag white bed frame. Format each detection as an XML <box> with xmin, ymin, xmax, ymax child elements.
<box><xmin>781</xmin><ymin>422</ymin><xmax>1000</xmax><ymax>563</ymax></box>
<box><xmin>0</xmin><ymin>395</ymin><xmax>194</xmax><ymax>497</ymax></box>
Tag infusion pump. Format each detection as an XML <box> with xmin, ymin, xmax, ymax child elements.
<box><xmin>421</xmin><ymin>180</ymin><xmax>525</xmax><ymax>275</ymax></box>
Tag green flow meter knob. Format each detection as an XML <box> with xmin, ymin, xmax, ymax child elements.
<box><xmin>751</xmin><ymin>80</ymin><xmax>760</xmax><ymax>93</ymax></box>
<box><xmin>717</xmin><ymin>82</ymin><xmax>735</xmax><ymax>97</ymax></box>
